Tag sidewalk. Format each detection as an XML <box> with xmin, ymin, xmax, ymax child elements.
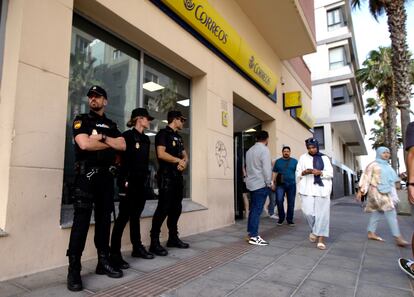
<box><xmin>1</xmin><ymin>196</ymin><xmax>414</xmax><ymax>297</ymax></box>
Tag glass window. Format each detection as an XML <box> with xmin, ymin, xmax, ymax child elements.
<box><xmin>327</xmin><ymin>7</ymin><xmax>345</xmax><ymax>31</ymax></box>
<box><xmin>331</xmin><ymin>84</ymin><xmax>350</xmax><ymax>106</ymax></box>
<box><xmin>329</xmin><ymin>46</ymin><xmax>347</xmax><ymax>70</ymax></box>
<box><xmin>314</xmin><ymin>127</ymin><xmax>325</xmax><ymax>150</ymax></box>
<box><xmin>143</xmin><ymin>54</ymin><xmax>191</xmax><ymax>199</ymax></box>
<box><xmin>62</xmin><ymin>15</ymin><xmax>140</xmax><ymax>205</ymax></box>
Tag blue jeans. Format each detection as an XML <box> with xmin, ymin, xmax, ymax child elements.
<box><xmin>367</xmin><ymin>209</ymin><xmax>401</xmax><ymax>237</ymax></box>
<box><xmin>247</xmin><ymin>187</ymin><xmax>270</xmax><ymax>237</ymax></box>
<box><xmin>276</xmin><ymin>183</ymin><xmax>296</xmax><ymax>223</ymax></box>
<box><xmin>268</xmin><ymin>191</ymin><xmax>276</xmax><ymax>216</ymax></box>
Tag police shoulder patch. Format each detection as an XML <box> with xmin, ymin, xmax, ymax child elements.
<box><xmin>74</xmin><ymin>120</ymin><xmax>82</xmax><ymax>129</ymax></box>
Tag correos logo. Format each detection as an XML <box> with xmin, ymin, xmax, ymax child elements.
<box><xmin>249</xmin><ymin>56</ymin><xmax>271</xmax><ymax>85</ymax></box>
<box><xmin>184</xmin><ymin>0</ymin><xmax>195</xmax><ymax>11</ymax></box>
<box><xmin>183</xmin><ymin>0</ymin><xmax>228</xmax><ymax>44</ymax></box>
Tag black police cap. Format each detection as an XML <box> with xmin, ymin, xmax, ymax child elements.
<box><xmin>87</xmin><ymin>85</ymin><xmax>107</xmax><ymax>98</ymax></box>
<box><xmin>127</xmin><ymin>108</ymin><xmax>154</xmax><ymax>127</ymax></box>
<box><xmin>167</xmin><ymin>110</ymin><xmax>187</xmax><ymax>121</ymax></box>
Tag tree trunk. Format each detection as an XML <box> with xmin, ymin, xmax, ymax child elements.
<box><xmin>386</xmin><ymin>0</ymin><xmax>412</xmax><ymax>164</ymax></box>
<box><xmin>384</xmin><ymin>90</ymin><xmax>399</xmax><ymax>170</ymax></box>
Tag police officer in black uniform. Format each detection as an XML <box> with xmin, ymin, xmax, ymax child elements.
<box><xmin>110</xmin><ymin>108</ymin><xmax>155</xmax><ymax>269</ymax></box>
<box><xmin>66</xmin><ymin>85</ymin><xmax>126</xmax><ymax>291</ymax></box>
<box><xmin>149</xmin><ymin>110</ymin><xmax>190</xmax><ymax>256</ymax></box>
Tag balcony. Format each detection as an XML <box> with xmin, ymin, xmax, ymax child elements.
<box><xmin>235</xmin><ymin>0</ymin><xmax>316</xmax><ymax>59</ymax></box>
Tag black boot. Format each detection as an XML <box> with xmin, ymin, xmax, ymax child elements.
<box><xmin>96</xmin><ymin>252</ymin><xmax>123</xmax><ymax>278</ymax></box>
<box><xmin>67</xmin><ymin>255</ymin><xmax>83</xmax><ymax>292</ymax></box>
<box><xmin>167</xmin><ymin>236</ymin><xmax>190</xmax><ymax>249</ymax></box>
<box><xmin>110</xmin><ymin>253</ymin><xmax>130</xmax><ymax>270</ymax></box>
<box><xmin>149</xmin><ymin>238</ymin><xmax>168</xmax><ymax>256</ymax></box>
<box><xmin>131</xmin><ymin>245</ymin><xmax>154</xmax><ymax>259</ymax></box>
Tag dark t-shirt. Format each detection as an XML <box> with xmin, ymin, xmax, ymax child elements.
<box><xmin>405</xmin><ymin>122</ymin><xmax>414</xmax><ymax>151</ymax></box>
<box><xmin>119</xmin><ymin>128</ymin><xmax>150</xmax><ymax>177</ymax></box>
<box><xmin>273</xmin><ymin>157</ymin><xmax>298</xmax><ymax>185</ymax></box>
<box><xmin>72</xmin><ymin>110</ymin><xmax>122</xmax><ymax>167</ymax></box>
<box><xmin>155</xmin><ymin>126</ymin><xmax>184</xmax><ymax>173</ymax></box>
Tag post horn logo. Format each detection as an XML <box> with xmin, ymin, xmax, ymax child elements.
<box><xmin>184</xmin><ymin>0</ymin><xmax>195</xmax><ymax>11</ymax></box>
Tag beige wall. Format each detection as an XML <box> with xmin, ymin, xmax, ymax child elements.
<box><xmin>0</xmin><ymin>0</ymin><xmax>312</xmax><ymax>280</ymax></box>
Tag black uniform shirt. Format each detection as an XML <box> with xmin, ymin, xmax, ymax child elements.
<box><xmin>120</xmin><ymin>128</ymin><xmax>150</xmax><ymax>177</ymax></box>
<box><xmin>72</xmin><ymin>110</ymin><xmax>122</xmax><ymax>167</ymax></box>
<box><xmin>155</xmin><ymin>126</ymin><xmax>184</xmax><ymax>172</ymax></box>
<box><xmin>405</xmin><ymin>122</ymin><xmax>414</xmax><ymax>151</ymax></box>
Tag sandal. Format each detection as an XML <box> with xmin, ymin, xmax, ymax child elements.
<box><xmin>309</xmin><ymin>233</ymin><xmax>317</xmax><ymax>243</ymax></box>
<box><xmin>317</xmin><ymin>242</ymin><xmax>326</xmax><ymax>250</ymax></box>
<box><xmin>368</xmin><ymin>235</ymin><xmax>385</xmax><ymax>242</ymax></box>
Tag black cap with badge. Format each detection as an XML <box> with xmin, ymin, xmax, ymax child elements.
<box><xmin>127</xmin><ymin>108</ymin><xmax>154</xmax><ymax>127</ymax></box>
<box><xmin>87</xmin><ymin>85</ymin><xmax>107</xmax><ymax>99</ymax></box>
<box><xmin>167</xmin><ymin>110</ymin><xmax>187</xmax><ymax>122</ymax></box>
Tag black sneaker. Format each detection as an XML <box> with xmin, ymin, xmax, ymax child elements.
<box><xmin>398</xmin><ymin>258</ymin><xmax>414</xmax><ymax>279</ymax></box>
<box><xmin>287</xmin><ymin>222</ymin><xmax>296</xmax><ymax>227</ymax></box>
<box><xmin>248</xmin><ymin>236</ymin><xmax>269</xmax><ymax>246</ymax></box>
<box><xmin>276</xmin><ymin>221</ymin><xmax>283</xmax><ymax>226</ymax></box>
<box><xmin>167</xmin><ymin>237</ymin><xmax>190</xmax><ymax>249</ymax></box>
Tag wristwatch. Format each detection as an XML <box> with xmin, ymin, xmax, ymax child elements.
<box><xmin>408</xmin><ymin>183</ymin><xmax>414</xmax><ymax>187</ymax></box>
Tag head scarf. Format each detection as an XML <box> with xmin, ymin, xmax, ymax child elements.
<box><xmin>305</xmin><ymin>138</ymin><xmax>324</xmax><ymax>186</ymax></box>
<box><xmin>375</xmin><ymin>146</ymin><xmax>398</xmax><ymax>193</ymax></box>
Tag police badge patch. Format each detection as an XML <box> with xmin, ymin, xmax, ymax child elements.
<box><xmin>74</xmin><ymin>120</ymin><xmax>82</xmax><ymax>129</ymax></box>
<box><xmin>172</xmin><ymin>140</ymin><xmax>176</xmax><ymax>147</ymax></box>
<box><xmin>136</xmin><ymin>142</ymin><xmax>140</xmax><ymax>149</ymax></box>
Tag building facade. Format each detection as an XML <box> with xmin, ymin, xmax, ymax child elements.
<box><xmin>304</xmin><ymin>0</ymin><xmax>367</xmax><ymax>199</ymax></box>
<box><xmin>0</xmin><ymin>0</ymin><xmax>315</xmax><ymax>280</ymax></box>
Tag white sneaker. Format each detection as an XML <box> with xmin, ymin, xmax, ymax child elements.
<box><xmin>248</xmin><ymin>236</ymin><xmax>269</xmax><ymax>246</ymax></box>
<box><xmin>269</xmin><ymin>214</ymin><xmax>279</xmax><ymax>219</ymax></box>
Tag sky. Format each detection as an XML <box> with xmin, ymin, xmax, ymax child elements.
<box><xmin>351</xmin><ymin>1</ymin><xmax>414</xmax><ymax>172</ymax></box>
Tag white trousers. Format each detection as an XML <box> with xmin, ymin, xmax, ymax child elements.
<box><xmin>301</xmin><ymin>194</ymin><xmax>330</xmax><ymax>237</ymax></box>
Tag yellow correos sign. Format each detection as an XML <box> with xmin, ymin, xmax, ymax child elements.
<box><xmin>296</xmin><ymin>107</ymin><xmax>315</xmax><ymax>129</ymax></box>
<box><xmin>283</xmin><ymin>91</ymin><xmax>302</xmax><ymax>109</ymax></box>
<box><xmin>161</xmin><ymin>0</ymin><xmax>277</xmax><ymax>95</ymax></box>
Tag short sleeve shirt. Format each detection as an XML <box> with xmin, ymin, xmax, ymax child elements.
<box><xmin>72</xmin><ymin>111</ymin><xmax>122</xmax><ymax>166</ymax></box>
<box><xmin>120</xmin><ymin>128</ymin><xmax>150</xmax><ymax>177</ymax></box>
<box><xmin>273</xmin><ymin>157</ymin><xmax>298</xmax><ymax>185</ymax></box>
<box><xmin>405</xmin><ymin>122</ymin><xmax>414</xmax><ymax>151</ymax></box>
<box><xmin>155</xmin><ymin>126</ymin><xmax>184</xmax><ymax>172</ymax></box>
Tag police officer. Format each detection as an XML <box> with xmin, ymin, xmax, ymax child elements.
<box><xmin>66</xmin><ymin>85</ymin><xmax>126</xmax><ymax>291</ymax></box>
<box><xmin>149</xmin><ymin>110</ymin><xmax>190</xmax><ymax>256</ymax></box>
<box><xmin>110</xmin><ymin>108</ymin><xmax>155</xmax><ymax>269</ymax></box>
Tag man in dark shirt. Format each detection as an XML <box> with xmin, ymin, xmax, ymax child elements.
<box><xmin>149</xmin><ymin>110</ymin><xmax>189</xmax><ymax>256</ymax></box>
<box><xmin>66</xmin><ymin>85</ymin><xmax>126</xmax><ymax>291</ymax></box>
<box><xmin>272</xmin><ymin>146</ymin><xmax>298</xmax><ymax>226</ymax></box>
<box><xmin>110</xmin><ymin>108</ymin><xmax>155</xmax><ymax>270</ymax></box>
<box><xmin>398</xmin><ymin>122</ymin><xmax>414</xmax><ymax>279</ymax></box>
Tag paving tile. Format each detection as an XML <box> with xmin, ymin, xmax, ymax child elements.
<box><xmin>188</xmin><ymin>240</ymin><xmax>225</xmax><ymax>250</ymax></box>
<box><xmin>307</xmin><ymin>264</ymin><xmax>357</xmax><ymax>288</ymax></box>
<box><xmin>0</xmin><ymin>282</ymin><xmax>28</xmax><ymax>297</ymax></box>
<box><xmin>82</xmin><ymin>269</ymin><xmax>142</xmax><ymax>292</ymax></box>
<box><xmin>169</xmin><ymin>277</ymin><xmax>238</xmax><ymax>297</ymax></box>
<box><xmin>327</xmin><ymin>247</ymin><xmax>363</xmax><ymax>260</ymax></box>
<box><xmin>356</xmin><ymin>281</ymin><xmax>413</xmax><ymax>297</ymax></box>
<box><xmin>234</xmin><ymin>253</ymin><xmax>275</xmax><ymax>269</ymax></box>
<box><xmin>126</xmin><ymin>255</ymin><xmax>179</xmax><ymax>273</ymax></box>
<box><xmin>257</xmin><ymin>263</ymin><xmax>310</xmax><ymax>286</ymax></box>
<box><xmin>211</xmin><ymin>235</ymin><xmax>243</xmax><ymax>244</ymax></box>
<box><xmin>162</xmin><ymin>248</ymin><xmax>201</xmax><ymax>260</ymax></box>
<box><xmin>319</xmin><ymin>254</ymin><xmax>361</xmax><ymax>272</ymax></box>
<box><xmin>229</xmin><ymin>279</ymin><xmax>294</xmax><ymax>297</ymax></box>
<box><xmin>359</xmin><ymin>266</ymin><xmax>413</xmax><ymax>290</ymax></box>
<box><xmin>18</xmin><ymin>283</ymin><xmax>90</xmax><ymax>297</ymax></box>
<box><xmin>293</xmin><ymin>279</ymin><xmax>355</xmax><ymax>297</ymax></box>
<box><xmin>276</xmin><ymin>254</ymin><xmax>319</xmax><ymax>270</ymax></box>
<box><xmin>253</xmin><ymin>246</ymin><xmax>289</xmax><ymax>258</ymax></box>
<box><xmin>267</xmin><ymin>239</ymin><xmax>300</xmax><ymax>249</ymax></box>
<box><xmin>289</xmin><ymin>246</ymin><xmax>326</xmax><ymax>259</ymax></box>
<box><xmin>202</xmin><ymin>262</ymin><xmax>260</xmax><ymax>285</ymax></box>
<box><xmin>10</xmin><ymin>266</ymin><xmax>68</xmax><ymax>291</ymax></box>
<box><xmin>182</xmin><ymin>234</ymin><xmax>210</xmax><ymax>243</ymax></box>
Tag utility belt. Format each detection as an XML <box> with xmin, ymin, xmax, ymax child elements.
<box><xmin>75</xmin><ymin>161</ymin><xmax>117</xmax><ymax>180</ymax></box>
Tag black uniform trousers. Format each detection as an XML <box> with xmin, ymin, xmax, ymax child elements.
<box><xmin>151</xmin><ymin>171</ymin><xmax>184</xmax><ymax>238</ymax></box>
<box><xmin>110</xmin><ymin>178</ymin><xmax>146</xmax><ymax>253</ymax></box>
<box><xmin>67</xmin><ymin>169</ymin><xmax>114</xmax><ymax>257</ymax></box>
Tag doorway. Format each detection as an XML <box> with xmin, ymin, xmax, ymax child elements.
<box><xmin>233</xmin><ymin>105</ymin><xmax>262</xmax><ymax>220</ymax></box>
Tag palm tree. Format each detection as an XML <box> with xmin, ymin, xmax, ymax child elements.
<box><xmin>351</xmin><ymin>0</ymin><xmax>412</xmax><ymax>158</ymax></box>
<box><xmin>356</xmin><ymin>47</ymin><xmax>399</xmax><ymax>169</ymax></box>
<box><xmin>369</xmin><ymin>119</ymin><xmax>402</xmax><ymax>150</ymax></box>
